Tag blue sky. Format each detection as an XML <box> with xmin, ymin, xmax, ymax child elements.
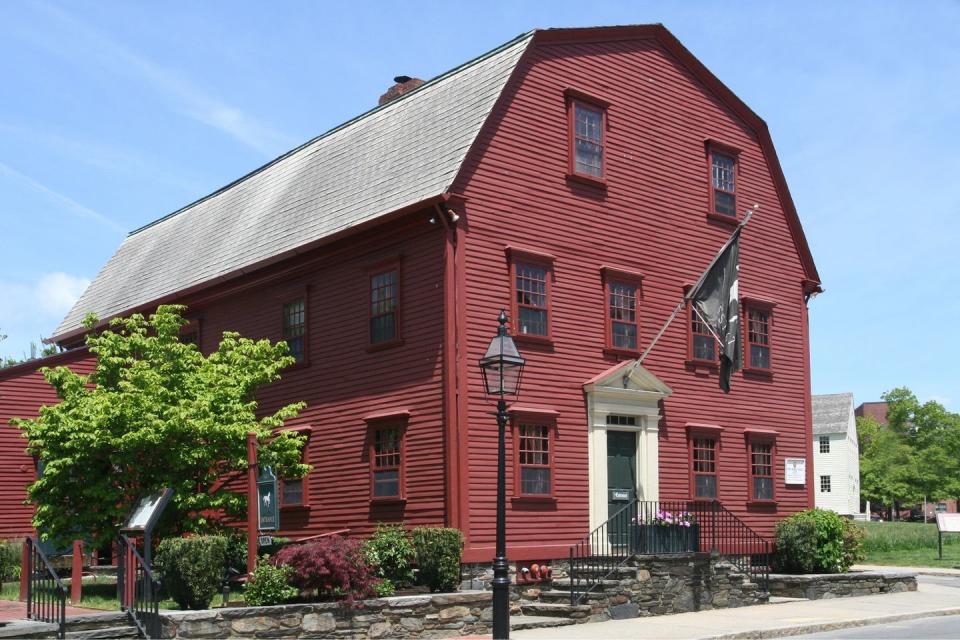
<box><xmin>1</xmin><ymin>1</ymin><xmax>957</xmax><ymax>409</ymax></box>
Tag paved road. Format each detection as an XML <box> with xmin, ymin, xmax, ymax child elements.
<box><xmin>794</xmin><ymin>614</ymin><xmax>960</xmax><ymax>639</ymax></box>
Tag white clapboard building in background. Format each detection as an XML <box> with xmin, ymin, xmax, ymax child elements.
<box><xmin>812</xmin><ymin>393</ymin><xmax>863</xmax><ymax>518</ymax></box>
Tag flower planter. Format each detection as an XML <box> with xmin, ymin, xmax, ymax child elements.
<box><xmin>629</xmin><ymin>523</ymin><xmax>700</xmax><ymax>554</ymax></box>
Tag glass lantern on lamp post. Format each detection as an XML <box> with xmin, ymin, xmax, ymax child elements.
<box><xmin>479</xmin><ymin>310</ymin><xmax>525</xmax><ymax>640</ymax></box>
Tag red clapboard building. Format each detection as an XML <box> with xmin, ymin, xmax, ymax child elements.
<box><xmin>1</xmin><ymin>25</ymin><xmax>821</xmax><ymax>563</ymax></box>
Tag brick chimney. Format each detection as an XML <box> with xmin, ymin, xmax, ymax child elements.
<box><xmin>378</xmin><ymin>75</ymin><xmax>425</xmax><ymax>105</ymax></box>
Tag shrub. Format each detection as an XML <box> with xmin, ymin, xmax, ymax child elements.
<box><xmin>774</xmin><ymin>509</ymin><xmax>861</xmax><ymax>574</ymax></box>
<box><xmin>155</xmin><ymin>536</ymin><xmax>229</xmax><ymax>609</ymax></box>
<box><xmin>271</xmin><ymin>536</ymin><xmax>374</xmax><ymax>601</ymax></box>
<box><xmin>841</xmin><ymin>518</ymin><xmax>866</xmax><ymax>568</ymax></box>
<box><xmin>411</xmin><ymin>527</ymin><xmax>463</xmax><ymax>593</ymax></box>
<box><xmin>364</xmin><ymin>524</ymin><xmax>415</xmax><ymax>588</ymax></box>
<box><xmin>372</xmin><ymin>577</ymin><xmax>396</xmax><ymax>597</ymax></box>
<box><xmin>244</xmin><ymin>560</ymin><xmax>298</xmax><ymax>606</ymax></box>
<box><xmin>0</xmin><ymin>540</ymin><xmax>22</xmax><ymax>582</ymax></box>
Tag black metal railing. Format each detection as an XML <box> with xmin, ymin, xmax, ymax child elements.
<box><xmin>117</xmin><ymin>535</ymin><xmax>162</xmax><ymax>638</ymax></box>
<box><xmin>25</xmin><ymin>537</ymin><xmax>67</xmax><ymax>639</ymax></box>
<box><xmin>568</xmin><ymin>500</ymin><xmax>770</xmax><ymax>604</ymax></box>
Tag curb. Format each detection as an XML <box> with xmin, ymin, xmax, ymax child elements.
<box><xmin>703</xmin><ymin>607</ymin><xmax>960</xmax><ymax>639</ymax></box>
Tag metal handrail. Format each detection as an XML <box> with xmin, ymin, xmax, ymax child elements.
<box><xmin>25</xmin><ymin>537</ymin><xmax>67</xmax><ymax>639</ymax></box>
<box><xmin>118</xmin><ymin>534</ymin><xmax>161</xmax><ymax>638</ymax></box>
<box><xmin>568</xmin><ymin>500</ymin><xmax>771</xmax><ymax>605</ymax></box>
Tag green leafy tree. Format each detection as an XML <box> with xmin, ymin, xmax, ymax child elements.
<box><xmin>12</xmin><ymin>305</ymin><xmax>309</xmax><ymax>547</ymax></box>
<box><xmin>859</xmin><ymin>424</ymin><xmax>918</xmax><ymax>518</ymax></box>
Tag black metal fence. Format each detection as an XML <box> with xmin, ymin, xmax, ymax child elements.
<box><xmin>25</xmin><ymin>537</ymin><xmax>67</xmax><ymax>639</ymax></box>
<box><xmin>118</xmin><ymin>534</ymin><xmax>162</xmax><ymax>638</ymax></box>
<box><xmin>568</xmin><ymin>500</ymin><xmax>770</xmax><ymax>605</ymax></box>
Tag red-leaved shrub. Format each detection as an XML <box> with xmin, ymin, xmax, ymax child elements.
<box><xmin>271</xmin><ymin>536</ymin><xmax>375</xmax><ymax>601</ymax></box>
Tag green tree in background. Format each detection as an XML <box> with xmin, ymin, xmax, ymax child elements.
<box><xmin>12</xmin><ymin>305</ymin><xmax>310</xmax><ymax>547</ymax></box>
<box><xmin>860</xmin><ymin>388</ymin><xmax>960</xmax><ymax>519</ymax></box>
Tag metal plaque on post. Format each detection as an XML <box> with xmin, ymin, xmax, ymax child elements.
<box><xmin>257</xmin><ymin>467</ymin><xmax>279</xmax><ymax>531</ymax></box>
<box><xmin>936</xmin><ymin>513</ymin><xmax>960</xmax><ymax>559</ymax></box>
<box><xmin>120</xmin><ymin>488</ymin><xmax>173</xmax><ymax>568</ymax></box>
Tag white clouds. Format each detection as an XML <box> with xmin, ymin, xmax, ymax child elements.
<box><xmin>34</xmin><ymin>273</ymin><xmax>91</xmax><ymax>317</ymax></box>
<box><xmin>0</xmin><ymin>272</ymin><xmax>90</xmax><ymax>327</ymax></box>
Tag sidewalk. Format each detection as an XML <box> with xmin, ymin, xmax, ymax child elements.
<box><xmin>512</xmin><ymin>576</ymin><xmax>960</xmax><ymax>639</ymax></box>
<box><xmin>854</xmin><ymin>563</ymin><xmax>960</xmax><ymax>578</ymax></box>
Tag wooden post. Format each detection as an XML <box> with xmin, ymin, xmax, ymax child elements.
<box><xmin>247</xmin><ymin>432</ymin><xmax>258</xmax><ymax>577</ymax></box>
<box><xmin>71</xmin><ymin>540</ymin><xmax>83</xmax><ymax>604</ymax></box>
<box><xmin>19</xmin><ymin>538</ymin><xmax>29</xmax><ymax>601</ymax></box>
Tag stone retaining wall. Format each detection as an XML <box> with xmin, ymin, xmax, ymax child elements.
<box><xmin>767</xmin><ymin>570</ymin><xmax>917</xmax><ymax>600</ymax></box>
<box><xmin>161</xmin><ymin>592</ymin><xmax>496</xmax><ymax>639</ymax></box>
<box><xmin>576</xmin><ymin>554</ymin><xmax>767</xmax><ymax>621</ymax></box>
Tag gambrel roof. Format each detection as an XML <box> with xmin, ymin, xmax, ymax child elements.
<box><xmin>812</xmin><ymin>393</ymin><xmax>855</xmax><ymax>435</ymax></box>
<box><xmin>54</xmin><ymin>25</ymin><xmax>821</xmax><ymax>342</ymax></box>
<box><xmin>54</xmin><ymin>32</ymin><xmax>533</xmax><ymax>339</ymax></box>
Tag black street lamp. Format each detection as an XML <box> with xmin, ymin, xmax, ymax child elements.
<box><xmin>479</xmin><ymin>310</ymin><xmax>525</xmax><ymax>640</ymax></box>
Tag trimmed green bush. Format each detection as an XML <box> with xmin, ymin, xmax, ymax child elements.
<box><xmin>841</xmin><ymin>518</ymin><xmax>866</xmax><ymax>568</ymax></box>
<box><xmin>364</xmin><ymin>523</ymin><xmax>415</xmax><ymax>588</ymax></box>
<box><xmin>156</xmin><ymin>536</ymin><xmax>229</xmax><ymax>609</ymax></box>
<box><xmin>411</xmin><ymin>527</ymin><xmax>463</xmax><ymax>593</ymax></box>
<box><xmin>244</xmin><ymin>561</ymin><xmax>298</xmax><ymax>606</ymax></box>
<box><xmin>774</xmin><ymin>509</ymin><xmax>862</xmax><ymax>574</ymax></box>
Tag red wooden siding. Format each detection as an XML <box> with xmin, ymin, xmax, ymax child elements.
<box><xmin>185</xmin><ymin>214</ymin><xmax>448</xmax><ymax>539</ymax></box>
<box><xmin>453</xmin><ymin>35</ymin><xmax>814</xmax><ymax>561</ymax></box>
<box><xmin>0</xmin><ymin>350</ymin><xmax>97</xmax><ymax>539</ymax></box>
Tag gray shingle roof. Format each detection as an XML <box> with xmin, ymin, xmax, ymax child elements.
<box><xmin>54</xmin><ymin>32</ymin><xmax>533</xmax><ymax>339</ymax></box>
<box><xmin>812</xmin><ymin>393</ymin><xmax>854</xmax><ymax>435</ymax></box>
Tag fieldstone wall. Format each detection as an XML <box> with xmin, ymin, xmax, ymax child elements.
<box><xmin>161</xmin><ymin>592</ymin><xmax>495</xmax><ymax>639</ymax></box>
<box><xmin>768</xmin><ymin>570</ymin><xmax>917</xmax><ymax>600</ymax></box>
<box><xmin>574</xmin><ymin>554</ymin><xmax>767</xmax><ymax>622</ymax></box>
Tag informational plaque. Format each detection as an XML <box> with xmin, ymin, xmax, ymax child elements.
<box><xmin>936</xmin><ymin>513</ymin><xmax>960</xmax><ymax>559</ymax></box>
<box><xmin>936</xmin><ymin>513</ymin><xmax>960</xmax><ymax>533</ymax></box>
<box><xmin>122</xmin><ymin>488</ymin><xmax>173</xmax><ymax>532</ymax></box>
<box><xmin>784</xmin><ymin>458</ymin><xmax>806</xmax><ymax>485</ymax></box>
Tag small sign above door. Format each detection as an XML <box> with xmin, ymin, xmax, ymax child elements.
<box><xmin>611</xmin><ymin>489</ymin><xmax>631</xmax><ymax>501</ymax></box>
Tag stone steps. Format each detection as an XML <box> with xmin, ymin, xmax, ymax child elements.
<box><xmin>509</xmin><ymin>615</ymin><xmax>578</xmax><ymax>631</ymax></box>
<box><xmin>63</xmin><ymin>612</ymin><xmax>130</xmax><ymax>632</ymax></box>
<box><xmin>552</xmin><ymin>577</ymin><xmax>621</xmax><ymax>589</ymax></box>
<box><xmin>65</xmin><ymin>625</ymin><xmax>139</xmax><ymax>639</ymax></box>
<box><xmin>519</xmin><ymin>602</ymin><xmax>591</xmax><ymax>619</ymax></box>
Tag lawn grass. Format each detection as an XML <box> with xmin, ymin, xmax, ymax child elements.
<box><xmin>0</xmin><ymin>578</ymin><xmax>235</xmax><ymax>610</ymax></box>
<box><xmin>856</xmin><ymin>521</ymin><xmax>960</xmax><ymax>567</ymax></box>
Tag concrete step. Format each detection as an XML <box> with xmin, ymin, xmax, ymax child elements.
<box><xmin>64</xmin><ymin>612</ymin><xmax>130</xmax><ymax>632</ymax></box>
<box><xmin>509</xmin><ymin>615</ymin><xmax>578</xmax><ymax>631</ymax></box>
<box><xmin>520</xmin><ymin>602</ymin><xmax>591</xmax><ymax>619</ymax></box>
<box><xmin>552</xmin><ymin>577</ymin><xmax>621</xmax><ymax>589</ymax></box>
<box><xmin>66</xmin><ymin>625</ymin><xmax>139</xmax><ymax>639</ymax></box>
<box><xmin>534</xmin><ymin>589</ymin><xmax>582</xmax><ymax>603</ymax></box>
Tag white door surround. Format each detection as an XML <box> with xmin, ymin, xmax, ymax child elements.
<box><xmin>583</xmin><ymin>361</ymin><xmax>673</xmax><ymax>532</ymax></box>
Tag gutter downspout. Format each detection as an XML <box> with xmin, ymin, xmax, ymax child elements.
<box><xmin>436</xmin><ymin>201</ymin><xmax>463</xmax><ymax>532</ymax></box>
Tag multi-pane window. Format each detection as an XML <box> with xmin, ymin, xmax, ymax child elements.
<box><xmin>690</xmin><ymin>306</ymin><xmax>717</xmax><ymax>362</ymax></box>
<box><xmin>515</xmin><ymin>263</ymin><xmax>549</xmax><ymax>337</ymax></box>
<box><xmin>370</xmin><ymin>270</ymin><xmax>398</xmax><ymax>344</ymax></box>
<box><xmin>819</xmin><ymin>436</ymin><xmax>830</xmax><ymax>454</ymax></box>
<box><xmin>750</xmin><ymin>442</ymin><xmax>774</xmax><ymax>501</ymax></box>
<box><xmin>517</xmin><ymin>424</ymin><xmax>551</xmax><ymax>496</ymax></box>
<box><xmin>282</xmin><ymin>479</ymin><xmax>304</xmax><ymax>506</ymax></box>
<box><xmin>606</xmin><ymin>415</ymin><xmax>637</xmax><ymax>427</ymax></box>
<box><xmin>820</xmin><ymin>475</ymin><xmax>832</xmax><ymax>493</ymax></box>
<box><xmin>572</xmin><ymin>102</ymin><xmax>604</xmax><ymax>178</ymax></box>
<box><xmin>608</xmin><ymin>281</ymin><xmax>638</xmax><ymax>351</ymax></box>
<box><xmin>692</xmin><ymin>437</ymin><xmax>717</xmax><ymax>499</ymax></box>
<box><xmin>283</xmin><ymin>298</ymin><xmax>306</xmax><ymax>363</ymax></box>
<box><xmin>747</xmin><ymin>308</ymin><xmax>771</xmax><ymax>370</ymax></box>
<box><xmin>372</xmin><ymin>427</ymin><xmax>402</xmax><ymax>498</ymax></box>
<box><xmin>711</xmin><ymin>150</ymin><xmax>736</xmax><ymax>216</ymax></box>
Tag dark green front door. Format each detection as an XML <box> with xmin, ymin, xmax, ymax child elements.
<box><xmin>607</xmin><ymin>431</ymin><xmax>637</xmax><ymax>545</ymax></box>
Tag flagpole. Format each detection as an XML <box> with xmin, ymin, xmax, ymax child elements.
<box><xmin>622</xmin><ymin>205</ymin><xmax>758</xmax><ymax>387</ymax></box>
